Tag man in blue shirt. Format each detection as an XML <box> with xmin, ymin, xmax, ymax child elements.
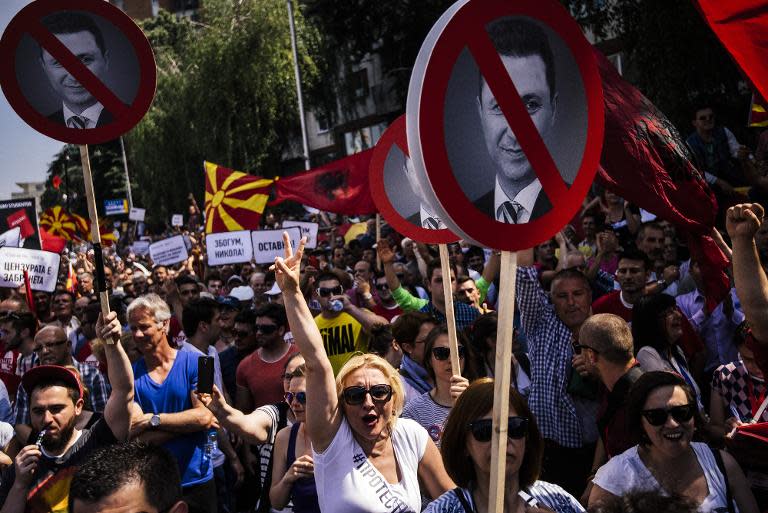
<box><xmin>127</xmin><ymin>293</ymin><xmax>219</xmax><ymax>513</ymax></box>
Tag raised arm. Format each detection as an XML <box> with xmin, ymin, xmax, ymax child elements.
<box><xmin>727</xmin><ymin>204</ymin><xmax>768</xmax><ymax>342</ymax></box>
<box><xmin>274</xmin><ymin>233</ymin><xmax>341</xmax><ymax>452</ymax></box>
<box><xmin>334</xmin><ymin>294</ymin><xmax>388</xmax><ymax>332</ymax></box>
<box><xmin>96</xmin><ymin>312</ymin><xmax>134</xmax><ymax>441</ymax></box>
<box><xmin>198</xmin><ymin>384</ymin><xmax>272</xmax><ymax>444</ymax></box>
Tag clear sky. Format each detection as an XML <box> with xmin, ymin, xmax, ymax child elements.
<box><xmin>0</xmin><ymin>0</ymin><xmax>66</xmax><ymax>200</ymax></box>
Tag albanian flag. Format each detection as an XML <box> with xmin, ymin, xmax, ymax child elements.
<box><xmin>595</xmin><ymin>49</ymin><xmax>729</xmax><ymax>313</ymax></box>
<box><xmin>204</xmin><ymin>161</ymin><xmax>274</xmax><ymax>234</ymax></box>
<box><xmin>39</xmin><ymin>206</ymin><xmax>81</xmax><ymax>241</ymax></box>
<box><xmin>270</xmin><ymin>149</ymin><xmax>376</xmax><ymax>215</ymax></box>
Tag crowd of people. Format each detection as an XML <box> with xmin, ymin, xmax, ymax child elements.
<box><xmin>1</xmin><ymin>104</ymin><xmax>768</xmax><ymax>512</ymax></box>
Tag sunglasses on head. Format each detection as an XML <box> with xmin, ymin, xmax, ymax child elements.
<box><xmin>342</xmin><ymin>384</ymin><xmax>393</xmax><ymax>405</ymax></box>
<box><xmin>317</xmin><ymin>285</ymin><xmax>344</xmax><ymax>297</ymax></box>
<box><xmin>254</xmin><ymin>324</ymin><xmax>278</xmax><ymax>335</ymax></box>
<box><xmin>641</xmin><ymin>404</ymin><xmax>695</xmax><ymax>426</ymax></box>
<box><xmin>285</xmin><ymin>391</ymin><xmax>307</xmax><ymax>404</ymax></box>
<box><xmin>431</xmin><ymin>346</ymin><xmax>465</xmax><ymax>361</ymax></box>
<box><xmin>468</xmin><ymin>417</ymin><xmax>528</xmax><ymax>443</ymax></box>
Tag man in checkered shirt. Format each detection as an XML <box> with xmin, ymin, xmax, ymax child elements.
<box><xmin>516</xmin><ymin>259</ymin><xmax>599</xmax><ymax>497</ymax></box>
<box><xmin>14</xmin><ymin>325</ymin><xmax>108</xmax><ymax>425</ymax></box>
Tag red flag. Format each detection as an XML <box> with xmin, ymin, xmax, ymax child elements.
<box><xmin>204</xmin><ymin>162</ymin><xmax>274</xmax><ymax>234</ymax></box>
<box><xmin>40</xmin><ymin>228</ymin><xmax>66</xmax><ymax>254</ymax></box>
<box><xmin>595</xmin><ymin>50</ymin><xmax>729</xmax><ymax>312</ymax></box>
<box><xmin>22</xmin><ymin>271</ymin><xmax>34</xmax><ymax>311</ymax></box>
<box><xmin>52</xmin><ymin>175</ymin><xmax>61</xmax><ymax>190</ymax></box>
<box><xmin>694</xmin><ymin>1</ymin><xmax>768</xmax><ymax>103</ymax></box>
<box><xmin>271</xmin><ymin>149</ymin><xmax>376</xmax><ymax>215</ymax></box>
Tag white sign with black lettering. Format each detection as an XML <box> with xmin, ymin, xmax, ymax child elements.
<box><xmin>206</xmin><ymin>231</ymin><xmax>253</xmax><ymax>266</ymax></box>
<box><xmin>149</xmin><ymin>235</ymin><xmax>188</xmax><ymax>266</ymax></box>
<box><xmin>282</xmin><ymin>221</ymin><xmax>319</xmax><ymax>249</ymax></box>
<box><xmin>130</xmin><ymin>240</ymin><xmax>150</xmax><ymax>256</ymax></box>
<box><xmin>0</xmin><ymin>247</ymin><xmax>60</xmax><ymax>292</ymax></box>
<box><xmin>251</xmin><ymin>228</ymin><xmax>301</xmax><ymax>264</ymax></box>
<box><xmin>171</xmin><ymin>214</ymin><xmax>184</xmax><ymax>227</ymax></box>
<box><xmin>129</xmin><ymin>207</ymin><xmax>146</xmax><ymax>222</ymax></box>
<box><xmin>0</xmin><ymin>227</ymin><xmax>21</xmax><ymax>249</ymax></box>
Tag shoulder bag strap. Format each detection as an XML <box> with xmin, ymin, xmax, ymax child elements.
<box><xmin>710</xmin><ymin>445</ymin><xmax>736</xmax><ymax>513</ymax></box>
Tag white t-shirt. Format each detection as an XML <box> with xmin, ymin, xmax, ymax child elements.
<box><xmin>593</xmin><ymin>442</ymin><xmax>738</xmax><ymax>513</ymax></box>
<box><xmin>313</xmin><ymin>416</ymin><xmax>428</xmax><ymax>513</ymax></box>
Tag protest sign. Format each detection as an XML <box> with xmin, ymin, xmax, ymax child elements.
<box><xmin>0</xmin><ymin>247</ymin><xmax>60</xmax><ymax>292</ymax></box>
<box><xmin>0</xmin><ymin>0</ymin><xmax>157</xmax><ymax>145</ymax></box>
<box><xmin>206</xmin><ymin>231</ymin><xmax>253</xmax><ymax>266</ymax></box>
<box><xmin>0</xmin><ymin>198</ymin><xmax>40</xmax><ymax>249</ymax></box>
<box><xmin>149</xmin><ymin>235</ymin><xmax>188</xmax><ymax>266</ymax></box>
<box><xmin>128</xmin><ymin>207</ymin><xmax>145</xmax><ymax>222</ymax></box>
<box><xmin>406</xmin><ymin>0</ymin><xmax>603</xmax><ymax>251</ymax></box>
<box><xmin>104</xmin><ymin>199</ymin><xmax>128</xmax><ymax>216</ymax></box>
<box><xmin>130</xmin><ymin>240</ymin><xmax>150</xmax><ymax>256</ymax></box>
<box><xmin>252</xmin><ymin>228</ymin><xmax>301</xmax><ymax>264</ymax></box>
<box><xmin>0</xmin><ymin>228</ymin><xmax>21</xmax><ymax>249</ymax></box>
<box><xmin>171</xmin><ymin>214</ymin><xmax>184</xmax><ymax>227</ymax></box>
<box><xmin>282</xmin><ymin>221</ymin><xmax>319</xmax><ymax>249</ymax></box>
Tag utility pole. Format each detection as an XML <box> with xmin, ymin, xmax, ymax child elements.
<box><xmin>286</xmin><ymin>0</ymin><xmax>311</xmax><ymax>171</ymax></box>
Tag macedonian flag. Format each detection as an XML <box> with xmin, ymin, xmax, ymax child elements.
<box><xmin>39</xmin><ymin>206</ymin><xmax>81</xmax><ymax>241</ymax></box>
<box><xmin>204</xmin><ymin>161</ymin><xmax>274</xmax><ymax>233</ymax></box>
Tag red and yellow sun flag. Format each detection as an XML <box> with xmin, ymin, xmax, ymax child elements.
<box><xmin>39</xmin><ymin>206</ymin><xmax>81</xmax><ymax>241</ymax></box>
<box><xmin>204</xmin><ymin>161</ymin><xmax>274</xmax><ymax>233</ymax></box>
<box><xmin>71</xmin><ymin>213</ymin><xmax>89</xmax><ymax>240</ymax></box>
<box><xmin>97</xmin><ymin>218</ymin><xmax>118</xmax><ymax>247</ymax></box>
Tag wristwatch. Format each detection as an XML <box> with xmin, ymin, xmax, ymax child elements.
<box><xmin>150</xmin><ymin>414</ymin><xmax>161</xmax><ymax>429</ymax></box>
<box><xmin>656</xmin><ymin>279</ymin><xmax>668</xmax><ymax>290</ymax></box>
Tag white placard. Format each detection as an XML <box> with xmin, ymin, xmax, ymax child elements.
<box><xmin>149</xmin><ymin>235</ymin><xmax>189</xmax><ymax>266</ymax></box>
<box><xmin>0</xmin><ymin>247</ymin><xmax>61</xmax><ymax>292</ymax></box>
<box><xmin>251</xmin><ymin>228</ymin><xmax>301</xmax><ymax>264</ymax></box>
<box><xmin>171</xmin><ymin>214</ymin><xmax>184</xmax><ymax>227</ymax></box>
<box><xmin>130</xmin><ymin>240</ymin><xmax>150</xmax><ymax>256</ymax></box>
<box><xmin>129</xmin><ymin>207</ymin><xmax>146</xmax><ymax>222</ymax></box>
<box><xmin>282</xmin><ymin>221</ymin><xmax>319</xmax><ymax>249</ymax></box>
<box><xmin>0</xmin><ymin>227</ymin><xmax>22</xmax><ymax>249</ymax></box>
<box><xmin>206</xmin><ymin>231</ymin><xmax>253</xmax><ymax>266</ymax></box>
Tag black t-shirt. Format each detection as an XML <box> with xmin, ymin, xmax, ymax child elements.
<box><xmin>0</xmin><ymin>417</ymin><xmax>116</xmax><ymax>511</ymax></box>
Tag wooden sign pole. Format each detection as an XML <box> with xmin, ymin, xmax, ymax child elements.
<box><xmin>488</xmin><ymin>250</ymin><xmax>517</xmax><ymax>513</ymax></box>
<box><xmin>79</xmin><ymin>145</ymin><xmax>114</xmax><ymax>342</ymax></box>
<box><xmin>438</xmin><ymin>243</ymin><xmax>461</xmax><ymax>374</ymax></box>
<box><xmin>376</xmin><ymin>213</ymin><xmax>382</xmax><ymax>271</ymax></box>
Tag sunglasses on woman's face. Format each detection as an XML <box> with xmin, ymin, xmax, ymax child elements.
<box><xmin>468</xmin><ymin>417</ymin><xmax>528</xmax><ymax>443</ymax></box>
<box><xmin>431</xmin><ymin>346</ymin><xmax>465</xmax><ymax>361</ymax></box>
<box><xmin>317</xmin><ymin>285</ymin><xmax>344</xmax><ymax>297</ymax></box>
<box><xmin>285</xmin><ymin>391</ymin><xmax>307</xmax><ymax>404</ymax></box>
<box><xmin>641</xmin><ymin>404</ymin><xmax>695</xmax><ymax>426</ymax></box>
<box><xmin>342</xmin><ymin>384</ymin><xmax>393</xmax><ymax>405</ymax></box>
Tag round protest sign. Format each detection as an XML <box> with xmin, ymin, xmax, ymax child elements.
<box><xmin>0</xmin><ymin>0</ymin><xmax>156</xmax><ymax>145</ymax></box>
<box><xmin>369</xmin><ymin>115</ymin><xmax>459</xmax><ymax>244</ymax></box>
<box><xmin>406</xmin><ymin>0</ymin><xmax>604</xmax><ymax>250</ymax></box>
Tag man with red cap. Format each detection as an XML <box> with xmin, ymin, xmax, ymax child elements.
<box><xmin>0</xmin><ymin>312</ymin><xmax>133</xmax><ymax>513</ymax></box>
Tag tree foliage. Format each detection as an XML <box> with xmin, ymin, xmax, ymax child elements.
<box><xmin>126</xmin><ymin>1</ymin><xmax>325</xmax><ymax>227</ymax></box>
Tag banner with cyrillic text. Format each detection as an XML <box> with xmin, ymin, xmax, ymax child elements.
<box><xmin>281</xmin><ymin>221</ymin><xmax>319</xmax><ymax>249</ymax></box>
<box><xmin>206</xmin><ymin>231</ymin><xmax>253</xmax><ymax>266</ymax></box>
<box><xmin>251</xmin><ymin>228</ymin><xmax>301</xmax><ymax>264</ymax></box>
<box><xmin>149</xmin><ymin>235</ymin><xmax>189</xmax><ymax>266</ymax></box>
<box><xmin>0</xmin><ymin>247</ymin><xmax>60</xmax><ymax>292</ymax></box>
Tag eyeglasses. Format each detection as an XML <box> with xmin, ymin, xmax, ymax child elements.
<box><xmin>468</xmin><ymin>417</ymin><xmax>528</xmax><ymax>443</ymax></box>
<box><xmin>375</xmin><ymin>283</ymin><xmax>389</xmax><ymax>291</ymax></box>
<box><xmin>641</xmin><ymin>404</ymin><xmax>695</xmax><ymax>426</ymax></box>
<box><xmin>254</xmin><ymin>324</ymin><xmax>278</xmax><ymax>335</ymax></box>
<box><xmin>431</xmin><ymin>346</ymin><xmax>465</xmax><ymax>361</ymax></box>
<box><xmin>317</xmin><ymin>285</ymin><xmax>344</xmax><ymax>297</ymax></box>
<box><xmin>285</xmin><ymin>391</ymin><xmax>307</xmax><ymax>404</ymax></box>
<box><xmin>342</xmin><ymin>384</ymin><xmax>393</xmax><ymax>405</ymax></box>
<box><xmin>35</xmin><ymin>339</ymin><xmax>68</xmax><ymax>353</ymax></box>
<box><xmin>233</xmin><ymin>329</ymin><xmax>253</xmax><ymax>339</ymax></box>
<box><xmin>572</xmin><ymin>344</ymin><xmax>599</xmax><ymax>355</ymax></box>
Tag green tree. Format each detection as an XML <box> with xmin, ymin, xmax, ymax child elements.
<box><xmin>126</xmin><ymin>0</ymin><xmax>325</xmax><ymax>228</ymax></box>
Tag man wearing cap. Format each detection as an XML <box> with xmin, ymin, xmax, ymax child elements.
<box><xmin>127</xmin><ymin>293</ymin><xmax>219</xmax><ymax>513</ymax></box>
<box><xmin>214</xmin><ymin>296</ymin><xmax>239</xmax><ymax>353</ymax></box>
<box><xmin>0</xmin><ymin>312</ymin><xmax>132</xmax><ymax>512</ymax></box>
<box><xmin>13</xmin><ymin>325</ymin><xmax>109</xmax><ymax>426</ymax></box>
<box><xmin>229</xmin><ymin>285</ymin><xmax>254</xmax><ymax>310</ymax></box>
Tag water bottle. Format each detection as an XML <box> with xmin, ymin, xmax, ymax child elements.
<box><xmin>330</xmin><ymin>299</ymin><xmax>344</xmax><ymax>312</ymax></box>
<box><xmin>205</xmin><ymin>429</ymin><xmax>217</xmax><ymax>457</ymax></box>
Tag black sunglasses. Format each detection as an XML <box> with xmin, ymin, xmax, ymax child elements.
<box><xmin>431</xmin><ymin>346</ymin><xmax>465</xmax><ymax>361</ymax></box>
<box><xmin>254</xmin><ymin>324</ymin><xmax>278</xmax><ymax>335</ymax></box>
<box><xmin>641</xmin><ymin>404</ymin><xmax>695</xmax><ymax>426</ymax></box>
<box><xmin>233</xmin><ymin>329</ymin><xmax>253</xmax><ymax>339</ymax></box>
<box><xmin>342</xmin><ymin>384</ymin><xmax>393</xmax><ymax>405</ymax></box>
<box><xmin>285</xmin><ymin>391</ymin><xmax>307</xmax><ymax>404</ymax></box>
<box><xmin>317</xmin><ymin>285</ymin><xmax>344</xmax><ymax>297</ymax></box>
<box><xmin>375</xmin><ymin>283</ymin><xmax>389</xmax><ymax>291</ymax></box>
<box><xmin>468</xmin><ymin>417</ymin><xmax>528</xmax><ymax>443</ymax></box>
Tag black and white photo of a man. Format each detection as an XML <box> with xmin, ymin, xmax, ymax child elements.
<box><xmin>39</xmin><ymin>12</ymin><xmax>113</xmax><ymax>129</ymax></box>
<box><xmin>475</xmin><ymin>17</ymin><xmax>559</xmax><ymax>224</ymax></box>
<box><xmin>402</xmin><ymin>155</ymin><xmax>447</xmax><ymax>230</ymax></box>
